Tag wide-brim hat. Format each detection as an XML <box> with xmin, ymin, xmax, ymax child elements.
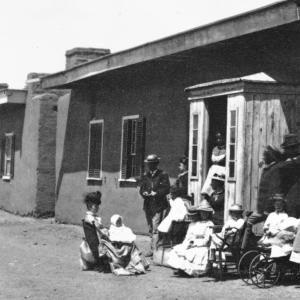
<box><xmin>144</xmin><ymin>154</ymin><xmax>160</xmax><ymax>163</ymax></box>
<box><xmin>229</xmin><ymin>204</ymin><xmax>244</xmax><ymax>212</ymax></box>
<box><xmin>188</xmin><ymin>199</ymin><xmax>214</xmax><ymax>214</ymax></box>
<box><xmin>271</xmin><ymin>193</ymin><xmax>285</xmax><ymax>202</ymax></box>
<box><xmin>211</xmin><ymin>173</ymin><xmax>225</xmax><ymax>182</ymax></box>
<box><xmin>280</xmin><ymin>133</ymin><xmax>300</xmax><ymax>149</ymax></box>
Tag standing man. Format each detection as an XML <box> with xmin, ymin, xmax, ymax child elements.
<box><xmin>139</xmin><ymin>154</ymin><xmax>170</xmax><ymax>256</ymax></box>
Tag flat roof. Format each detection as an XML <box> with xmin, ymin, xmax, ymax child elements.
<box><xmin>0</xmin><ymin>89</ymin><xmax>27</xmax><ymax>105</ymax></box>
<box><xmin>42</xmin><ymin>0</ymin><xmax>300</xmax><ymax>89</ymax></box>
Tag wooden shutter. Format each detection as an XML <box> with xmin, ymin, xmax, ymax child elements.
<box><xmin>134</xmin><ymin>116</ymin><xmax>146</xmax><ymax>178</ymax></box>
<box><xmin>121</xmin><ymin>119</ymin><xmax>129</xmax><ymax>179</ymax></box>
<box><xmin>0</xmin><ymin>136</ymin><xmax>5</xmax><ymax>176</ymax></box>
<box><xmin>88</xmin><ymin>122</ymin><xmax>103</xmax><ymax>179</ymax></box>
<box><xmin>10</xmin><ymin>134</ymin><xmax>15</xmax><ymax>179</ymax></box>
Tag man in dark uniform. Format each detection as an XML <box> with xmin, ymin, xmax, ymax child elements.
<box><xmin>241</xmin><ymin>134</ymin><xmax>300</xmax><ymax>250</ymax></box>
<box><xmin>209</xmin><ymin>173</ymin><xmax>225</xmax><ymax>225</ymax></box>
<box><xmin>139</xmin><ymin>154</ymin><xmax>170</xmax><ymax>256</ymax></box>
<box><xmin>175</xmin><ymin>156</ymin><xmax>189</xmax><ymax>199</ymax></box>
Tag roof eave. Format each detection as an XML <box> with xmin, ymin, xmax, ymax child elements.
<box><xmin>42</xmin><ymin>0</ymin><xmax>300</xmax><ymax>89</ymax></box>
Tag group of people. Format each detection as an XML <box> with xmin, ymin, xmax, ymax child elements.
<box><xmin>79</xmin><ymin>132</ymin><xmax>300</xmax><ymax>278</ymax></box>
<box><xmin>139</xmin><ymin>132</ymin><xmax>227</xmax><ymax>257</ymax></box>
<box><xmin>80</xmin><ymin>191</ymin><xmax>149</xmax><ymax>276</ymax></box>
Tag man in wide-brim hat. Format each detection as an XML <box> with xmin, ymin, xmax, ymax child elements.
<box><xmin>139</xmin><ymin>154</ymin><xmax>170</xmax><ymax>256</ymax></box>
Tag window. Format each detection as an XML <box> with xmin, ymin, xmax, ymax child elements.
<box><xmin>120</xmin><ymin>115</ymin><xmax>145</xmax><ymax>180</ymax></box>
<box><xmin>191</xmin><ymin>114</ymin><xmax>199</xmax><ymax>178</ymax></box>
<box><xmin>1</xmin><ymin>133</ymin><xmax>15</xmax><ymax>180</ymax></box>
<box><xmin>87</xmin><ymin>120</ymin><xmax>104</xmax><ymax>180</ymax></box>
<box><xmin>228</xmin><ymin>109</ymin><xmax>238</xmax><ymax>180</ymax></box>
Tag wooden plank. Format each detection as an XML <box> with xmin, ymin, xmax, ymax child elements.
<box><xmin>233</xmin><ymin>94</ymin><xmax>246</xmax><ymax>209</ymax></box>
<box><xmin>250</xmin><ymin>94</ymin><xmax>261</xmax><ymax>211</ymax></box>
<box><xmin>266</xmin><ymin>94</ymin><xmax>276</xmax><ymax>146</ymax></box>
<box><xmin>258</xmin><ymin>96</ymin><xmax>268</xmax><ymax>183</ymax></box>
<box><xmin>243</xmin><ymin>94</ymin><xmax>254</xmax><ymax>212</ymax></box>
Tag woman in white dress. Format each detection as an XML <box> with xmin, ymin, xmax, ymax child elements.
<box><xmin>158</xmin><ymin>185</ymin><xmax>188</xmax><ymax>234</ymax></box>
<box><xmin>168</xmin><ymin>200</ymin><xmax>214</xmax><ymax>277</ymax></box>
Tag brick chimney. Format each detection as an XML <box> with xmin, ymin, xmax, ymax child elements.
<box><xmin>65</xmin><ymin>47</ymin><xmax>111</xmax><ymax>69</ymax></box>
<box><xmin>0</xmin><ymin>83</ymin><xmax>8</xmax><ymax>90</ymax></box>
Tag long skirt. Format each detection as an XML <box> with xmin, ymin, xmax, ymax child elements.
<box><xmin>168</xmin><ymin>244</ymin><xmax>210</xmax><ymax>276</ymax></box>
<box><xmin>80</xmin><ymin>239</ymin><xmax>149</xmax><ymax>275</ymax></box>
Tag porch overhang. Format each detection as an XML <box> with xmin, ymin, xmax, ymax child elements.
<box><xmin>41</xmin><ymin>0</ymin><xmax>300</xmax><ymax>89</ymax></box>
<box><xmin>185</xmin><ymin>74</ymin><xmax>300</xmax><ymax>100</ymax></box>
<box><xmin>0</xmin><ymin>89</ymin><xmax>27</xmax><ymax>105</ymax></box>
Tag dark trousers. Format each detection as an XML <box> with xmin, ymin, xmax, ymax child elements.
<box><xmin>241</xmin><ymin>212</ymin><xmax>266</xmax><ymax>250</ymax></box>
<box><xmin>144</xmin><ymin>209</ymin><xmax>165</xmax><ymax>250</ymax></box>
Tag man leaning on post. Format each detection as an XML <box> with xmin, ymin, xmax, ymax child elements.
<box><xmin>139</xmin><ymin>154</ymin><xmax>170</xmax><ymax>257</ymax></box>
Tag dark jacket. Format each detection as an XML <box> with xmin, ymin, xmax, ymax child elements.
<box><xmin>209</xmin><ymin>190</ymin><xmax>224</xmax><ymax>225</ymax></box>
<box><xmin>257</xmin><ymin>155</ymin><xmax>300</xmax><ymax>214</ymax></box>
<box><xmin>139</xmin><ymin>169</ymin><xmax>170</xmax><ymax>214</ymax></box>
<box><xmin>175</xmin><ymin>171</ymin><xmax>188</xmax><ymax>198</ymax></box>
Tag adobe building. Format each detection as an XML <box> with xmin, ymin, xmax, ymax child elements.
<box><xmin>0</xmin><ymin>74</ymin><xmax>59</xmax><ymax>217</ymax></box>
<box><xmin>42</xmin><ymin>0</ymin><xmax>300</xmax><ymax>232</ymax></box>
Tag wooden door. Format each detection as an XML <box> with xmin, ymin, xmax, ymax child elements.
<box><xmin>224</xmin><ymin>94</ymin><xmax>246</xmax><ymax>219</ymax></box>
<box><xmin>188</xmin><ymin>99</ymin><xmax>209</xmax><ymax>205</ymax></box>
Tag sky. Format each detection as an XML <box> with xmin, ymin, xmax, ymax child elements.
<box><xmin>0</xmin><ymin>0</ymin><xmax>280</xmax><ymax>88</ymax></box>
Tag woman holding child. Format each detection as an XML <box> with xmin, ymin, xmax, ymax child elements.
<box><xmin>80</xmin><ymin>191</ymin><xmax>149</xmax><ymax>275</ymax></box>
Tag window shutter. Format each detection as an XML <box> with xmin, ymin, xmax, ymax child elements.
<box><xmin>134</xmin><ymin>116</ymin><xmax>146</xmax><ymax>178</ymax></box>
<box><xmin>88</xmin><ymin>122</ymin><xmax>103</xmax><ymax>179</ymax></box>
<box><xmin>121</xmin><ymin>119</ymin><xmax>129</xmax><ymax>179</ymax></box>
<box><xmin>10</xmin><ymin>134</ymin><xmax>15</xmax><ymax>178</ymax></box>
<box><xmin>0</xmin><ymin>136</ymin><xmax>5</xmax><ymax>176</ymax></box>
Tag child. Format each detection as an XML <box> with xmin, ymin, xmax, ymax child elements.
<box><xmin>109</xmin><ymin>214</ymin><xmax>136</xmax><ymax>244</ymax></box>
<box><xmin>210</xmin><ymin>204</ymin><xmax>245</xmax><ymax>255</ymax></box>
<box><xmin>260</xmin><ymin>194</ymin><xmax>288</xmax><ymax>246</ymax></box>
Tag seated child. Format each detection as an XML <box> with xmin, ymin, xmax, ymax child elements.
<box><xmin>266</xmin><ymin>217</ymin><xmax>299</xmax><ymax>258</ymax></box>
<box><xmin>259</xmin><ymin>194</ymin><xmax>288</xmax><ymax>247</ymax></box>
<box><xmin>158</xmin><ymin>185</ymin><xmax>188</xmax><ymax>234</ymax></box>
<box><xmin>80</xmin><ymin>191</ymin><xmax>109</xmax><ymax>271</ymax></box>
<box><xmin>210</xmin><ymin>204</ymin><xmax>244</xmax><ymax>254</ymax></box>
<box><xmin>109</xmin><ymin>214</ymin><xmax>136</xmax><ymax>244</ymax></box>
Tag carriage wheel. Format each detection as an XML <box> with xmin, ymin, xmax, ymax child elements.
<box><xmin>238</xmin><ymin>250</ymin><xmax>259</xmax><ymax>284</ymax></box>
<box><xmin>249</xmin><ymin>253</ymin><xmax>281</xmax><ymax>288</ymax></box>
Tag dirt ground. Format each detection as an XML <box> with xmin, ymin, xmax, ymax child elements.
<box><xmin>1</xmin><ymin>210</ymin><xmax>300</xmax><ymax>300</ymax></box>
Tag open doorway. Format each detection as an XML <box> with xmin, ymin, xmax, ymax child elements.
<box><xmin>205</xmin><ymin>96</ymin><xmax>227</xmax><ymax>170</ymax></box>
<box><xmin>204</xmin><ymin>96</ymin><xmax>227</xmax><ymax>225</ymax></box>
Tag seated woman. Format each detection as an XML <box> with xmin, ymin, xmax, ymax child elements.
<box><xmin>106</xmin><ymin>214</ymin><xmax>149</xmax><ymax>275</ymax></box>
<box><xmin>80</xmin><ymin>191</ymin><xmax>109</xmax><ymax>271</ymax></box>
<box><xmin>158</xmin><ymin>185</ymin><xmax>188</xmax><ymax>234</ymax></box>
<box><xmin>210</xmin><ymin>204</ymin><xmax>245</xmax><ymax>253</ymax></box>
<box><xmin>168</xmin><ymin>200</ymin><xmax>214</xmax><ymax>277</ymax></box>
<box><xmin>201</xmin><ymin>132</ymin><xmax>226</xmax><ymax>197</ymax></box>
